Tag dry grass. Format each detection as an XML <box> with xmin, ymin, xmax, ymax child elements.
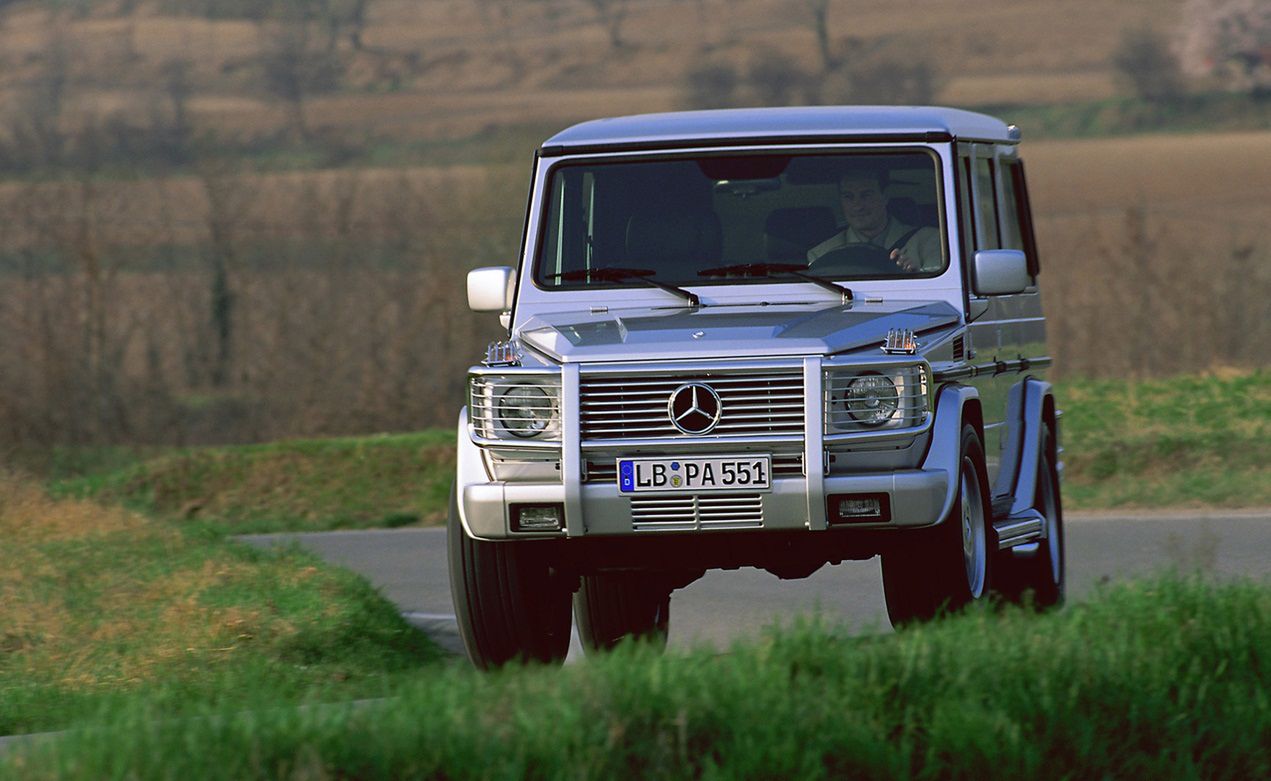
<box><xmin>0</xmin><ymin>129</ymin><xmax>1267</xmax><ymax>446</ymax></box>
<box><xmin>0</xmin><ymin>470</ymin><xmax>437</xmax><ymax>734</ymax></box>
<box><xmin>0</xmin><ymin>0</ymin><xmax>1190</xmax><ymax>140</ymax></box>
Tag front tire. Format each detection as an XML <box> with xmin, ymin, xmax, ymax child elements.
<box><xmin>881</xmin><ymin>424</ymin><xmax>993</xmax><ymax>626</ymax></box>
<box><xmin>447</xmin><ymin>485</ymin><xmax>573</xmax><ymax>669</ymax></box>
<box><xmin>573</xmin><ymin>572</ymin><xmax>671</xmax><ymax>653</ymax></box>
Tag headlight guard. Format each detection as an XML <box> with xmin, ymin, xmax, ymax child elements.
<box><xmin>824</xmin><ymin>364</ymin><xmax>929</xmax><ymax>435</ymax></box>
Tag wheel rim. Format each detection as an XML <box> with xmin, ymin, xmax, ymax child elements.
<box><xmin>960</xmin><ymin>458</ymin><xmax>987</xmax><ymax>599</ymax></box>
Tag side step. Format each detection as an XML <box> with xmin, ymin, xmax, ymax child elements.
<box><xmin>992</xmin><ymin>508</ymin><xmax>1045</xmax><ymax>550</ymax></box>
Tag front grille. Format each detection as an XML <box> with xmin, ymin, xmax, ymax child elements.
<box><xmin>629</xmin><ymin>494</ymin><xmax>764</xmax><ymax>532</ymax></box>
<box><xmin>585</xmin><ymin>453</ymin><xmax>804</xmax><ymax>483</ymax></box>
<box><xmin>579</xmin><ymin>370</ymin><xmax>805</xmax><ymax>440</ymax></box>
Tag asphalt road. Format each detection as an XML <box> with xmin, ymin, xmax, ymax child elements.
<box><xmin>240</xmin><ymin>510</ymin><xmax>1271</xmax><ymax>660</ymax></box>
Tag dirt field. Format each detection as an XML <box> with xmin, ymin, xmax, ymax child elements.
<box><xmin>0</xmin><ymin>0</ymin><xmax>1189</xmax><ymax>140</ymax></box>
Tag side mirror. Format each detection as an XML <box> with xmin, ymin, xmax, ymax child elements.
<box><xmin>972</xmin><ymin>250</ymin><xmax>1030</xmax><ymax>296</ymax></box>
<box><xmin>467</xmin><ymin>266</ymin><xmax>516</xmax><ymax>313</ymax></box>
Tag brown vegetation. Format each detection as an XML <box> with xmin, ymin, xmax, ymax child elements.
<box><xmin>0</xmin><ymin>0</ymin><xmax>1191</xmax><ymax>143</ymax></box>
<box><xmin>0</xmin><ymin>166</ymin><xmax>513</xmax><ymax>446</ymax></box>
<box><xmin>0</xmin><ymin>131</ymin><xmax>1266</xmax><ymax>449</ymax></box>
<box><xmin>0</xmin><ymin>1</ymin><xmax>1266</xmax><ymax>451</ymax></box>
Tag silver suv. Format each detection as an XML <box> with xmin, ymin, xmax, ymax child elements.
<box><xmin>450</xmin><ymin>106</ymin><xmax>1064</xmax><ymax>668</ymax></box>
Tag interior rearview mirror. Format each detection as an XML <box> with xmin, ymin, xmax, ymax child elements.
<box><xmin>467</xmin><ymin>266</ymin><xmax>516</xmax><ymax>313</ymax></box>
<box><xmin>972</xmin><ymin>250</ymin><xmax>1030</xmax><ymax>296</ymax></box>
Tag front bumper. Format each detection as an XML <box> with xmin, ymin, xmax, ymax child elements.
<box><xmin>461</xmin><ymin>468</ymin><xmax>949</xmax><ymax>539</ymax></box>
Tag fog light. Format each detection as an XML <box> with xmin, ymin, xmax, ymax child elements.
<box><xmin>511</xmin><ymin>504</ymin><xmax>563</xmax><ymax>532</ymax></box>
<box><xmin>827</xmin><ymin>493</ymin><xmax>891</xmax><ymax>525</ymax></box>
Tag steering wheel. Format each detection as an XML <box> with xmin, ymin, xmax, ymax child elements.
<box><xmin>808</xmin><ymin>243</ymin><xmax>900</xmax><ymax>276</ymax></box>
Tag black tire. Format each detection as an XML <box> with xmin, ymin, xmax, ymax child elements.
<box><xmin>447</xmin><ymin>484</ymin><xmax>573</xmax><ymax>669</ymax></box>
<box><xmin>994</xmin><ymin>427</ymin><xmax>1065</xmax><ymax>609</ymax></box>
<box><xmin>881</xmin><ymin>424</ymin><xmax>993</xmax><ymax>626</ymax></box>
<box><xmin>573</xmin><ymin>572</ymin><xmax>671</xmax><ymax>653</ymax></box>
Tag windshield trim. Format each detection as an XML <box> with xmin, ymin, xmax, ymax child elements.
<box><xmin>528</xmin><ymin>144</ymin><xmax>950</xmax><ymax>296</ymax></box>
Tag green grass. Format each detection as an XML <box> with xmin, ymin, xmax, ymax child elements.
<box><xmin>6</xmin><ymin>574</ymin><xmax>1269</xmax><ymax>780</ymax></box>
<box><xmin>0</xmin><ymin>474</ymin><xmax>441</xmax><ymax>736</ymax></box>
<box><xmin>1058</xmin><ymin>370</ymin><xmax>1271</xmax><ymax>510</ymax></box>
<box><xmin>50</xmin><ymin>431</ymin><xmax>456</xmax><ymax>533</ymax></box>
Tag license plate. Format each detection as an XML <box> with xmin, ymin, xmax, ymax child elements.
<box><xmin>617</xmin><ymin>455</ymin><xmax>771</xmax><ymax>494</ymax></box>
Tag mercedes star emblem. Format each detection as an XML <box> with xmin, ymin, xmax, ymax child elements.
<box><xmin>667</xmin><ymin>382</ymin><xmax>722</xmax><ymax>435</ymax></box>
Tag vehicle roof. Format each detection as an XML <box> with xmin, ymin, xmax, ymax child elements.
<box><xmin>540</xmin><ymin>106</ymin><xmax>1015</xmax><ymax>155</ymax></box>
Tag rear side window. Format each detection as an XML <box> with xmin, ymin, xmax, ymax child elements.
<box><xmin>1000</xmin><ymin>159</ymin><xmax>1041</xmax><ymax>277</ymax></box>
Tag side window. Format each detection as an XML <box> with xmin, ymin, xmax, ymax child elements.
<box><xmin>974</xmin><ymin>157</ymin><xmax>1000</xmax><ymax>250</ymax></box>
<box><xmin>1000</xmin><ymin>159</ymin><xmax>1041</xmax><ymax>277</ymax></box>
<box><xmin>958</xmin><ymin>155</ymin><xmax>976</xmax><ymax>262</ymax></box>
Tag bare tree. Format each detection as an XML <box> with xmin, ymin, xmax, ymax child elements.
<box><xmin>682</xmin><ymin>58</ymin><xmax>740</xmax><ymax>109</ymax></box>
<box><xmin>586</xmin><ymin>0</ymin><xmax>630</xmax><ymax>49</ymax></box>
<box><xmin>158</xmin><ymin>58</ymin><xmax>195</xmax><ymax>164</ymax></box>
<box><xmin>195</xmin><ymin>166</ymin><xmax>254</xmax><ymax>388</ymax></box>
<box><xmin>804</xmin><ymin>0</ymin><xmax>834</xmax><ymax>71</ymax></box>
<box><xmin>259</xmin><ymin>18</ymin><xmax>343</xmax><ymax>138</ymax></box>
<box><xmin>747</xmin><ymin>48</ymin><xmax>813</xmax><ymax>105</ymax></box>
<box><xmin>345</xmin><ymin>0</ymin><xmax>371</xmax><ymax>50</ymax></box>
<box><xmin>1113</xmin><ymin>26</ymin><xmax>1185</xmax><ymax>103</ymax></box>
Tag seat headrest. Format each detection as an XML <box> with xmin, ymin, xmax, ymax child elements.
<box><xmin>887</xmin><ymin>197</ymin><xmax>937</xmax><ymax>228</ymax></box>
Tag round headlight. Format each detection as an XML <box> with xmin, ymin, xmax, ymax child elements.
<box><xmin>497</xmin><ymin>384</ymin><xmax>555</xmax><ymax>438</ymax></box>
<box><xmin>843</xmin><ymin>373</ymin><xmax>900</xmax><ymax>426</ymax></box>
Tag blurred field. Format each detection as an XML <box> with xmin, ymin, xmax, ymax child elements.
<box><xmin>0</xmin><ymin>0</ymin><xmax>1188</xmax><ymax>139</ymax></box>
<box><xmin>0</xmin><ymin>126</ymin><xmax>1266</xmax><ymax>446</ymax></box>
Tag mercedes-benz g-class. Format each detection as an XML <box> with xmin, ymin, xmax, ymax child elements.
<box><xmin>450</xmin><ymin>106</ymin><xmax>1064</xmax><ymax>668</ymax></box>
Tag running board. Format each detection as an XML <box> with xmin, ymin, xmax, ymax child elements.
<box><xmin>993</xmin><ymin>509</ymin><xmax>1045</xmax><ymax>550</ymax></box>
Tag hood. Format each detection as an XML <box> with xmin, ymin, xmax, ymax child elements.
<box><xmin>518</xmin><ymin>299</ymin><xmax>961</xmax><ymax>363</ymax></box>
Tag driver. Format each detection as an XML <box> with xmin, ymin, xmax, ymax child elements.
<box><xmin>807</xmin><ymin>167</ymin><xmax>941</xmax><ymax>272</ymax></box>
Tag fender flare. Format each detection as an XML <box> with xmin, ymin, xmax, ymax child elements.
<box><xmin>921</xmin><ymin>383</ymin><xmax>983</xmax><ymax>526</ymax></box>
<box><xmin>1008</xmin><ymin>378</ymin><xmax>1057</xmax><ymax>517</ymax></box>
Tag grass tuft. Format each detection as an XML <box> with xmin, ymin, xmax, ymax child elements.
<box><xmin>6</xmin><ymin>575</ymin><xmax>1270</xmax><ymax>779</ymax></box>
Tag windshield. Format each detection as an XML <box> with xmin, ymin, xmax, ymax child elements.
<box><xmin>534</xmin><ymin>150</ymin><xmax>946</xmax><ymax>291</ymax></box>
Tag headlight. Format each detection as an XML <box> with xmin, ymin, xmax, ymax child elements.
<box><xmin>843</xmin><ymin>373</ymin><xmax>900</xmax><ymax>426</ymax></box>
<box><xmin>825</xmin><ymin>365</ymin><xmax>929</xmax><ymax>434</ymax></box>
<box><xmin>470</xmin><ymin>374</ymin><xmax>561</xmax><ymax>441</ymax></box>
<box><xmin>497</xmin><ymin>384</ymin><xmax>555</xmax><ymax>438</ymax></box>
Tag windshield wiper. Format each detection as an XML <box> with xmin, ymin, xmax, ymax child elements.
<box><xmin>550</xmin><ymin>266</ymin><xmax>700</xmax><ymax>307</ymax></box>
<box><xmin>697</xmin><ymin>262</ymin><xmax>853</xmax><ymax>302</ymax></box>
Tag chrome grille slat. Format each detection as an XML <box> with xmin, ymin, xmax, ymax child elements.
<box><xmin>580</xmin><ymin>368</ymin><xmax>805</xmax><ymax>441</ymax></box>
<box><xmin>582</xmin><ymin>397</ymin><xmax>803</xmax><ymax>408</ymax></box>
<box><xmin>585</xmin><ymin>378</ymin><xmax>802</xmax><ymax>389</ymax></box>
